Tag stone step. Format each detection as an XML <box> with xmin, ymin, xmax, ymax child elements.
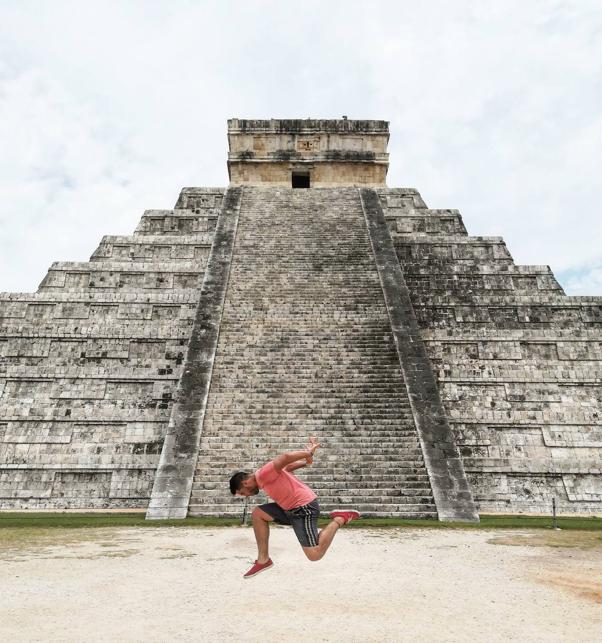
<box><xmin>205</xmin><ymin>386</ymin><xmax>414</xmax><ymax>394</ymax></box>
<box><xmin>188</xmin><ymin>503</ymin><xmax>438</xmax><ymax>516</ymax></box>
<box><xmin>193</xmin><ymin>483</ymin><xmax>432</xmax><ymax>495</ymax></box>
<box><xmin>195</xmin><ymin>473</ymin><xmax>432</xmax><ymax>484</ymax></box>
<box><xmin>203</xmin><ymin>407</ymin><xmax>415</xmax><ymax>415</ymax></box>
<box><xmin>202</xmin><ymin>420</ymin><xmax>416</xmax><ymax>426</ymax></box>
<box><xmin>208</xmin><ymin>366</ymin><xmax>411</xmax><ymax>372</ymax></box>
<box><xmin>196</xmin><ymin>456</ymin><xmax>427</xmax><ymax>468</ymax></box>
<box><xmin>203</xmin><ymin>402</ymin><xmax>414</xmax><ymax>409</ymax></box>
<box><xmin>193</xmin><ymin>461</ymin><xmax>431</xmax><ymax>473</ymax></box>
<box><xmin>193</xmin><ymin>480</ymin><xmax>431</xmax><ymax>495</ymax></box>
<box><xmin>200</xmin><ymin>418</ymin><xmax>417</xmax><ymax>425</ymax></box>
<box><xmin>189</xmin><ymin>510</ymin><xmax>439</xmax><ymax>519</ymax></box>
<box><xmin>196</xmin><ymin>437</ymin><xmax>423</xmax><ymax>447</ymax></box>
<box><xmin>202</xmin><ymin>438</ymin><xmax>421</xmax><ymax>446</ymax></box>
<box><xmin>199</xmin><ymin>429</ymin><xmax>418</xmax><ymax>437</ymax></box>
<box><xmin>199</xmin><ymin>448</ymin><xmax>423</xmax><ymax>457</ymax></box>
<box><xmin>207</xmin><ymin>380</ymin><xmax>411</xmax><ymax>387</ymax></box>
<box><xmin>205</xmin><ymin>393</ymin><xmax>414</xmax><ymax>401</ymax></box>
<box><xmin>196</xmin><ymin>464</ymin><xmax>429</xmax><ymax>475</ymax></box>
<box><xmin>200</xmin><ymin>421</ymin><xmax>417</xmax><ymax>429</ymax></box>
<box><xmin>194</xmin><ymin>492</ymin><xmax>435</xmax><ymax>504</ymax></box>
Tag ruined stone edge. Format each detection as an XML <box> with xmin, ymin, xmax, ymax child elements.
<box><xmin>358</xmin><ymin>187</ymin><xmax>480</xmax><ymax>523</ymax></box>
<box><xmin>145</xmin><ymin>187</ymin><xmax>243</xmax><ymax>519</ymax></box>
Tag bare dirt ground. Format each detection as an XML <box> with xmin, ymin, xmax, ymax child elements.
<box><xmin>0</xmin><ymin>526</ymin><xmax>601</xmax><ymax>642</ymax></box>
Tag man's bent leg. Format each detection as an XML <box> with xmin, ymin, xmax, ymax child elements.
<box><xmin>252</xmin><ymin>507</ymin><xmax>274</xmax><ymax>564</ymax></box>
<box><xmin>302</xmin><ymin>517</ymin><xmax>343</xmax><ymax>562</ymax></box>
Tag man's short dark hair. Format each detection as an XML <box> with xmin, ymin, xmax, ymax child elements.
<box><xmin>229</xmin><ymin>471</ymin><xmax>249</xmax><ymax>495</ymax></box>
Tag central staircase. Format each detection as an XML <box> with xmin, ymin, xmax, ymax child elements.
<box><xmin>188</xmin><ymin>187</ymin><xmax>437</xmax><ymax>517</ymax></box>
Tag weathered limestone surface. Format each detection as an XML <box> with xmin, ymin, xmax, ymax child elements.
<box><xmin>0</xmin><ymin>190</ymin><xmax>224</xmax><ymax>508</ymax></box>
<box><xmin>378</xmin><ymin>187</ymin><xmax>602</xmax><ymax>514</ymax></box>
<box><xmin>187</xmin><ymin>187</ymin><xmax>437</xmax><ymax>518</ymax></box>
<box><xmin>146</xmin><ymin>188</ymin><xmax>242</xmax><ymax>519</ymax></box>
<box><xmin>1</xmin><ymin>118</ymin><xmax>600</xmax><ymax>517</ymax></box>
<box><xmin>228</xmin><ymin>118</ymin><xmax>389</xmax><ymax>187</ymax></box>
<box><xmin>359</xmin><ymin>188</ymin><xmax>478</xmax><ymax>521</ymax></box>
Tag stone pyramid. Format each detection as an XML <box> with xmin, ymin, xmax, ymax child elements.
<box><xmin>1</xmin><ymin>119</ymin><xmax>600</xmax><ymax>521</ymax></box>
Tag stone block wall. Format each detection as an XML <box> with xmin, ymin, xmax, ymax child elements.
<box><xmin>228</xmin><ymin>161</ymin><xmax>388</xmax><ymax>188</ymax></box>
<box><xmin>0</xmin><ymin>189</ymin><xmax>224</xmax><ymax>508</ymax></box>
<box><xmin>227</xmin><ymin>118</ymin><xmax>389</xmax><ymax>187</ymax></box>
<box><xmin>379</xmin><ymin>188</ymin><xmax>602</xmax><ymax>514</ymax></box>
<box><xmin>2</xmin><ymin>178</ymin><xmax>600</xmax><ymax>516</ymax></box>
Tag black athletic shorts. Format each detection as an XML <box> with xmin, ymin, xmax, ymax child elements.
<box><xmin>258</xmin><ymin>499</ymin><xmax>320</xmax><ymax>548</ymax></box>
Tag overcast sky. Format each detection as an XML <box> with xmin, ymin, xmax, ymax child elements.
<box><xmin>1</xmin><ymin>0</ymin><xmax>601</xmax><ymax>294</ymax></box>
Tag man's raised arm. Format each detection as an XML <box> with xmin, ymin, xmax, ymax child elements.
<box><xmin>273</xmin><ymin>438</ymin><xmax>320</xmax><ymax>472</ymax></box>
<box><xmin>284</xmin><ymin>459</ymin><xmax>309</xmax><ymax>473</ymax></box>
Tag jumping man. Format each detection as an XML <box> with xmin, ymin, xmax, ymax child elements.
<box><xmin>229</xmin><ymin>437</ymin><xmax>360</xmax><ymax>578</ymax></box>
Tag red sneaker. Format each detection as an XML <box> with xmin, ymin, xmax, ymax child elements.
<box><xmin>330</xmin><ymin>509</ymin><xmax>360</xmax><ymax>524</ymax></box>
<box><xmin>243</xmin><ymin>558</ymin><xmax>274</xmax><ymax>579</ymax></box>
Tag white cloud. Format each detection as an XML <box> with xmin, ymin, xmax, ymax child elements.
<box><xmin>0</xmin><ymin>0</ymin><xmax>601</xmax><ymax>293</ymax></box>
<box><xmin>562</xmin><ymin>264</ymin><xmax>602</xmax><ymax>295</ymax></box>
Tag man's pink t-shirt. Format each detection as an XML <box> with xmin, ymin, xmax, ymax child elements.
<box><xmin>255</xmin><ymin>462</ymin><xmax>317</xmax><ymax>510</ymax></box>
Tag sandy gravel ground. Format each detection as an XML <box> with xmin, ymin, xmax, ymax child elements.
<box><xmin>0</xmin><ymin>525</ymin><xmax>601</xmax><ymax>642</ymax></box>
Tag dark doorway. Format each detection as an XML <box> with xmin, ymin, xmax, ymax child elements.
<box><xmin>292</xmin><ymin>171</ymin><xmax>310</xmax><ymax>188</ymax></box>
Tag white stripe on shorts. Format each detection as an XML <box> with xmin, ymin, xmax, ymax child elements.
<box><xmin>303</xmin><ymin>506</ymin><xmax>317</xmax><ymax>547</ymax></box>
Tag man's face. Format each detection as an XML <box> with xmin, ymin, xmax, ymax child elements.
<box><xmin>236</xmin><ymin>476</ymin><xmax>259</xmax><ymax>497</ymax></box>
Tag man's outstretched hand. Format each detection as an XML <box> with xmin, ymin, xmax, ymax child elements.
<box><xmin>305</xmin><ymin>436</ymin><xmax>321</xmax><ymax>464</ymax></box>
<box><xmin>274</xmin><ymin>437</ymin><xmax>322</xmax><ymax>472</ymax></box>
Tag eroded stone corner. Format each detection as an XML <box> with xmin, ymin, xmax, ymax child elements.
<box><xmin>358</xmin><ymin>187</ymin><xmax>479</xmax><ymax>523</ymax></box>
<box><xmin>146</xmin><ymin>187</ymin><xmax>243</xmax><ymax>519</ymax></box>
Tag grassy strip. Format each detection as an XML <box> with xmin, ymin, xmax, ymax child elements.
<box><xmin>342</xmin><ymin>515</ymin><xmax>602</xmax><ymax>530</ymax></box>
<box><xmin>0</xmin><ymin>513</ymin><xmax>240</xmax><ymax>529</ymax></box>
<box><xmin>1</xmin><ymin>512</ymin><xmax>601</xmax><ymax>530</ymax></box>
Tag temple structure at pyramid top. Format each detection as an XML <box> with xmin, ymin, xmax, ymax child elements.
<box><xmin>227</xmin><ymin>118</ymin><xmax>390</xmax><ymax>187</ymax></box>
